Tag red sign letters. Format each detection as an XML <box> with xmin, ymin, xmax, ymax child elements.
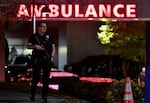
<box><xmin>17</xmin><ymin>4</ymin><xmax>137</xmax><ymax>19</ymax></box>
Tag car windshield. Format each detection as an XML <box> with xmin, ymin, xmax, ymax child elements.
<box><xmin>14</xmin><ymin>57</ymin><xmax>29</xmax><ymax>64</ymax></box>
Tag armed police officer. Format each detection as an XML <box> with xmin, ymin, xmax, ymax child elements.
<box><xmin>27</xmin><ymin>21</ymin><xmax>55</xmax><ymax>102</ymax></box>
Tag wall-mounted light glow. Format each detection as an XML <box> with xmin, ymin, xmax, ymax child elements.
<box><xmin>99</xmin><ymin>25</ymin><xmax>113</xmax><ymax>31</ymax></box>
<box><xmin>100</xmin><ymin>18</ymin><xmax>108</xmax><ymax>22</ymax></box>
<box><xmin>97</xmin><ymin>24</ymin><xmax>114</xmax><ymax>44</ymax></box>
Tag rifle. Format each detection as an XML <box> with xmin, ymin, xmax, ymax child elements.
<box><xmin>33</xmin><ymin>35</ymin><xmax>57</xmax><ymax>70</ymax></box>
<box><xmin>34</xmin><ymin>35</ymin><xmax>52</xmax><ymax>63</ymax></box>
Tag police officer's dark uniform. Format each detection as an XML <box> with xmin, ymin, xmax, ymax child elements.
<box><xmin>28</xmin><ymin>31</ymin><xmax>55</xmax><ymax>102</ymax></box>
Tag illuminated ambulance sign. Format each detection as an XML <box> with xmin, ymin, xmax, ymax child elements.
<box><xmin>17</xmin><ymin>4</ymin><xmax>137</xmax><ymax>19</ymax></box>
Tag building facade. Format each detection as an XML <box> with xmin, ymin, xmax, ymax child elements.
<box><xmin>0</xmin><ymin>0</ymin><xmax>150</xmax><ymax>102</ymax></box>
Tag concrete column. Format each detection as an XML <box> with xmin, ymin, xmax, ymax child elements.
<box><xmin>0</xmin><ymin>22</ymin><xmax>5</xmax><ymax>82</ymax></box>
<box><xmin>58</xmin><ymin>22</ymin><xmax>67</xmax><ymax>71</ymax></box>
<box><xmin>146</xmin><ymin>21</ymin><xmax>150</xmax><ymax>103</ymax></box>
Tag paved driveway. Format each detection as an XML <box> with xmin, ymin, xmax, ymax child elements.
<box><xmin>0</xmin><ymin>90</ymin><xmax>89</xmax><ymax>103</ymax></box>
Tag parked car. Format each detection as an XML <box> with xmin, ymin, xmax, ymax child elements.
<box><xmin>5</xmin><ymin>55</ymin><xmax>31</xmax><ymax>82</ymax></box>
<box><xmin>64</xmin><ymin>55</ymin><xmax>124</xmax><ymax>78</ymax></box>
